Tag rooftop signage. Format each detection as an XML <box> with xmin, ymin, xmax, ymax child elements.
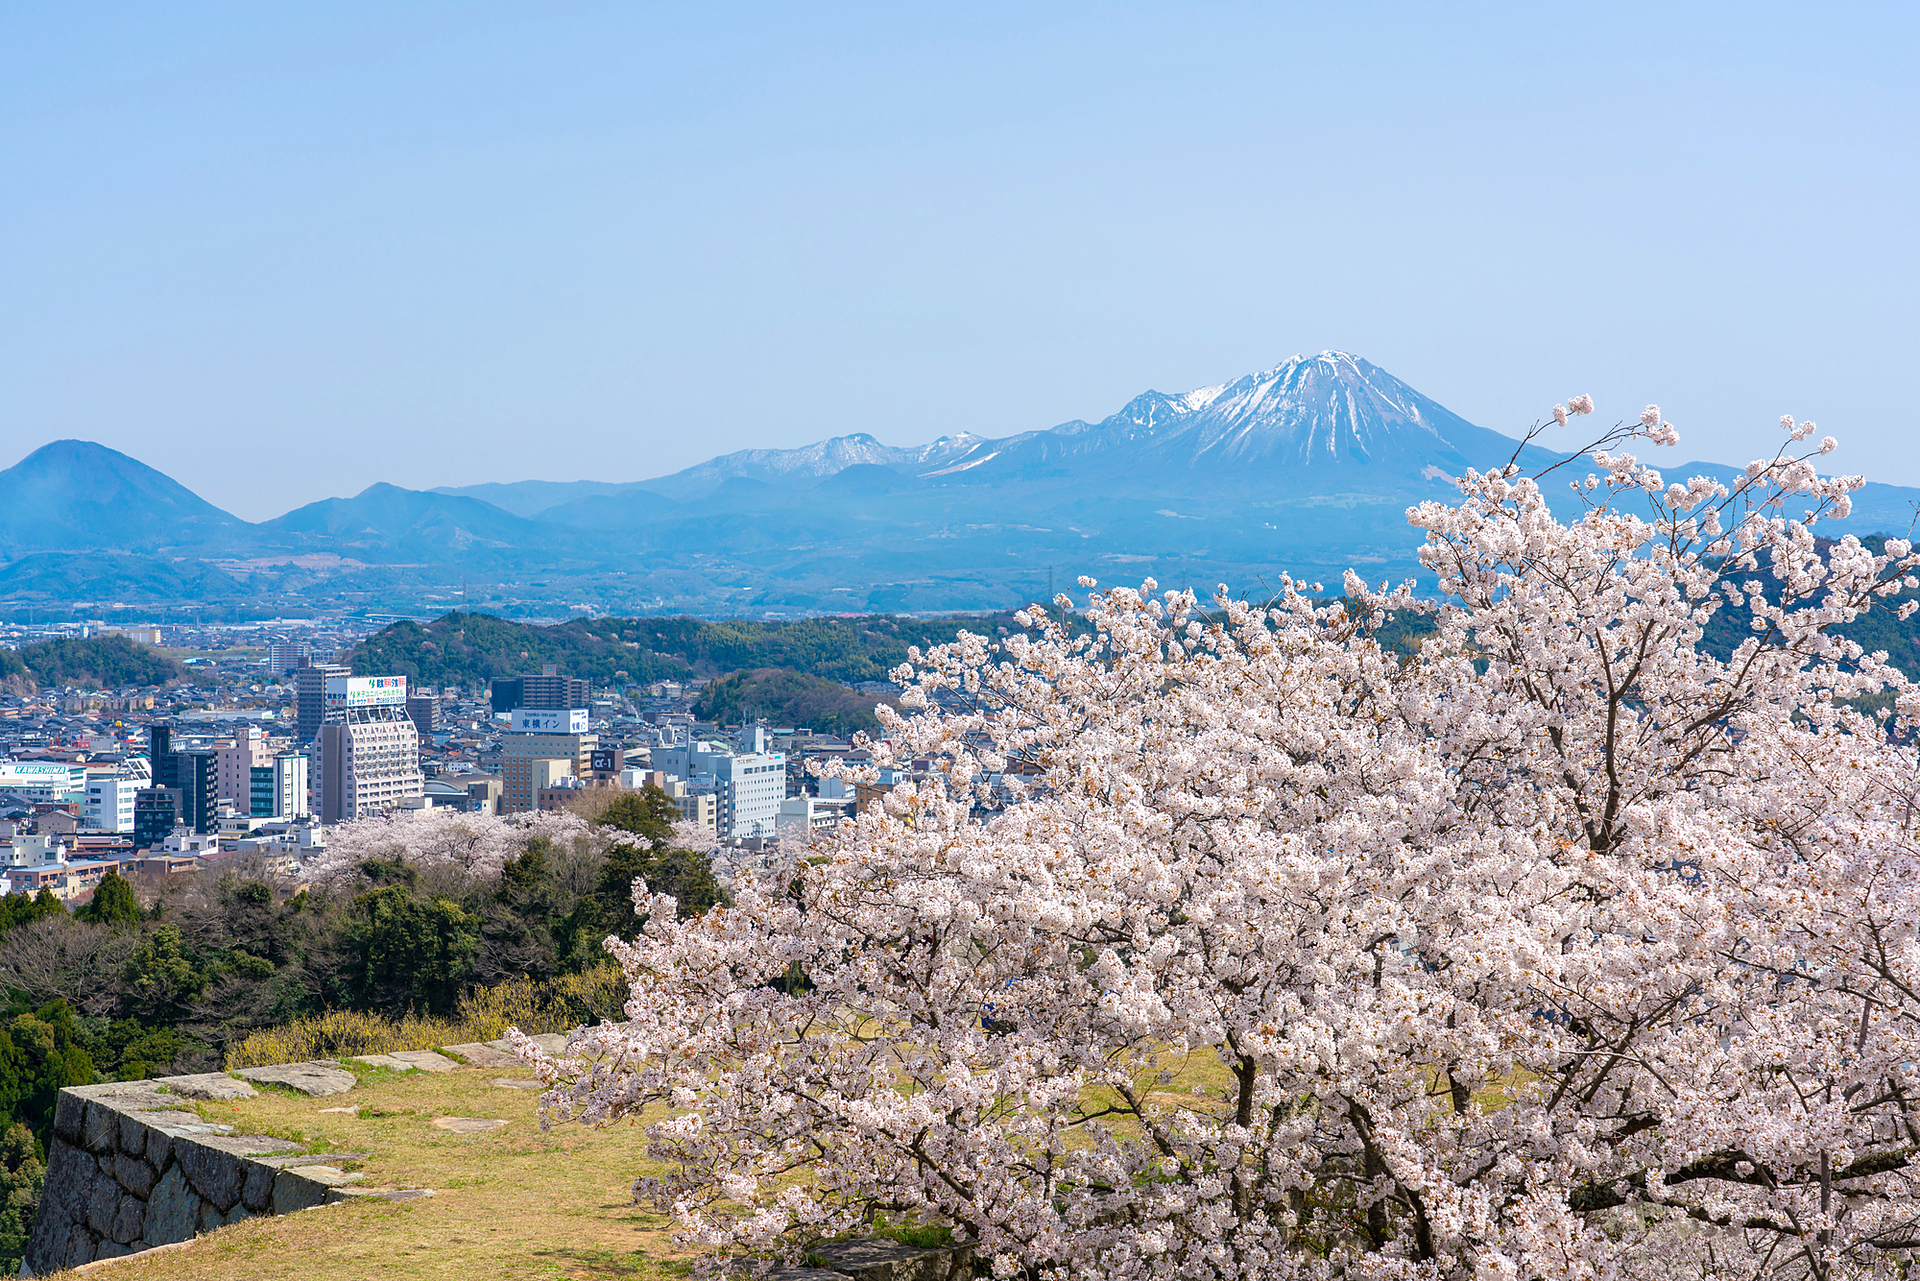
<box><xmin>324</xmin><ymin>675</ymin><xmax>407</xmax><ymax>709</ymax></box>
<box><xmin>511</xmin><ymin>708</ymin><xmax>589</xmax><ymax>734</ymax></box>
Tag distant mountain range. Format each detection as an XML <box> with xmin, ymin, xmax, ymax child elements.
<box><xmin>4</xmin><ymin>353</ymin><xmax>1916</xmax><ymax>619</ymax></box>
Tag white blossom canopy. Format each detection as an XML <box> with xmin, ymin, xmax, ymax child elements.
<box><xmin>519</xmin><ymin>406</ymin><xmax>1920</xmax><ymax>1281</ymax></box>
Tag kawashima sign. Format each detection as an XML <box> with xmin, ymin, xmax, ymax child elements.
<box><xmin>325</xmin><ymin>675</ymin><xmax>407</xmax><ymax>710</ymax></box>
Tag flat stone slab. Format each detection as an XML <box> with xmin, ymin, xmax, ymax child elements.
<box><xmin>428</xmin><ymin>1116</ymin><xmax>508</xmax><ymax>1134</ymax></box>
<box><xmin>487</xmin><ymin>1033</ymin><xmax>568</xmax><ymax>1056</ymax></box>
<box><xmin>237</xmin><ymin>1061</ymin><xmax>358</xmax><ymax>1097</ymax></box>
<box><xmin>251</xmin><ymin>1151</ymin><xmax>370</xmax><ymax>1169</ymax></box>
<box><xmin>385</xmin><ymin>1050</ymin><xmax>458</xmax><ymax>1073</ymax></box>
<box><xmin>491</xmin><ymin>1078</ymin><xmax>543</xmax><ymax>1090</ymax></box>
<box><xmin>318</xmin><ymin>1105</ymin><xmax>358</xmax><ymax>1115</ymax></box>
<box><xmin>158</xmin><ymin>1072</ymin><xmax>256</xmax><ymax>1101</ymax></box>
<box><xmin>440</xmin><ymin>1041</ymin><xmax>524</xmax><ymax>1069</ymax></box>
<box><xmin>194</xmin><ymin>1134</ymin><xmax>303</xmax><ymax>1158</ymax></box>
<box><xmin>281</xmin><ymin>1164</ymin><xmax>364</xmax><ymax>1187</ymax></box>
<box><xmin>120</xmin><ymin>1109</ymin><xmax>233</xmax><ymax>1137</ymax></box>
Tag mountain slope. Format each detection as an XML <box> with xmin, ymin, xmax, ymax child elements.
<box><xmin>611</xmin><ymin>353</ymin><xmax>1561</xmax><ymax>504</ymax></box>
<box><xmin>892</xmin><ymin>352</ymin><xmax>1557</xmax><ymax>495</ymax></box>
<box><xmin>7</xmin><ymin>354</ymin><xmax>1920</xmax><ymax>619</ymax></box>
<box><xmin>0</xmin><ymin>440</ymin><xmax>249</xmax><ymax>556</ymax></box>
<box><xmin>637</xmin><ymin>433</ymin><xmax>985</xmax><ymax>502</ymax></box>
<box><xmin>431</xmin><ymin>478</ymin><xmax>663</xmax><ymax>518</ymax></box>
<box><xmin>260</xmin><ymin>483</ymin><xmax>559</xmax><ymax>561</ymax></box>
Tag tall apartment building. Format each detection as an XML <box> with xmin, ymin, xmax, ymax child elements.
<box><xmin>133</xmin><ymin>788</ymin><xmax>182</xmax><ymax>849</ymax></box>
<box><xmin>521</xmin><ymin>667</ymin><xmax>589</xmax><ymax>710</ymax></box>
<box><xmin>490</xmin><ymin>668</ymin><xmax>589</xmax><ymax>715</ymax></box>
<box><xmin>249</xmin><ymin>752</ymin><xmax>309</xmax><ymax>819</ymax></box>
<box><xmin>175</xmin><ymin>752</ymin><xmax>219</xmax><ymax>834</ymax></box>
<box><xmin>274</xmin><ymin>751</ymin><xmax>310</xmax><ymax>819</ymax></box>
<box><xmin>146</xmin><ymin>727</ymin><xmax>219</xmax><ymax>833</ymax></box>
<box><xmin>294</xmin><ymin>662</ymin><xmax>351</xmax><ymax>742</ymax></box>
<box><xmin>501</xmin><ymin>712</ymin><xmax>598</xmax><ymax>814</ymax></box>
<box><xmin>405</xmin><ymin>695</ymin><xmax>439</xmax><ymax>739</ymax></box>
<box><xmin>83</xmin><ymin>774</ymin><xmax>140</xmax><ymax>833</ymax></box>
<box><xmin>316</xmin><ymin>677</ymin><xmax>424</xmax><ymax>824</ymax></box>
<box><xmin>488</xmin><ymin>677</ymin><xmax>523</xmax><ymax>714</ymax></box>
<box><xmin>216</xmin><ymin>727</ymin><xmax>272</xmax><ymax>804</ymax></box>
<box><xmin>268</xmin><ymin>642</ymin><xmax>310</xmax><ymax>675</ymax></box>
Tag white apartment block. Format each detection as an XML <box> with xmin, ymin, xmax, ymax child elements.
<box><xmin>273</xmin><ymin>752</ymin><xmax>311</xmax><ymax>819</ymax></box>
<box><xmin>653</xmin><ymin>725</ymin><xmax>787</xmax><ymax>840</ymax></box>
<box><xmin>83</xmin><ymin>774</ymin><xmax>140</xmax><ymax>834</ymax></box>
<box><xmin>316</xmin><ymin>708</ymin><xmax>423</xmax><ymax>824</ymax></box>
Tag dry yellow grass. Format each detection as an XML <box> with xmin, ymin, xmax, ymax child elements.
<box><xmin>42</xmin><ymin>1063</ymin><xmax>685</xmax><ymax>1281</ymax></box>
<box><xmin>226</xmin><ymin>968</ymin><xmax>629</xmax><ymax>1069</ymax></box>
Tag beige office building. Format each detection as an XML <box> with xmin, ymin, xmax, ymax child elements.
<box><xmin>501</xmin><ymin>732</ymin><xmax>598</xmax><ymax>813</ymax></box>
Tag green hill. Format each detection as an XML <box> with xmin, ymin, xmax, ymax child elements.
<box><xmin>350</xmin><ymin>610</ymin><xmax>1032</xmax><ymax>689</ymax></box>
<box><xmin>8</xmin><ymin>635</ymin><xmax>188</xmax><ymax>689</ymax></box>
<box><xmin>693</xmin><ymin>667</ymin><xmax>890</xmax><ymax>733</ymax></box>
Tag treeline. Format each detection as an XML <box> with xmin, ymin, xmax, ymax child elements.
<box><xmin>351</xmin><ymin>609</ymin><xmax>1033</xmax><ymax>689</ymax></box>
<box><xmin>694</xmin><ymin>667</ymin><xmax>890</xmax><ymax>734</ymax></box>
<box><xmin>0</xmin><ymin>788</ymin><xmax>718</xmax><ymax>1146</ymax></box>
<box><xmin>0</xmin><ymin>635</ymin><xmax>187</xmax><ymax>691</ymax></box>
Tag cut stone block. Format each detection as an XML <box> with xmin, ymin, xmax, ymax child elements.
<box><xmin>488</xmin><ymin>1032</ymin><xmax>568</xmax><ymax>1056</ymax></box>
<box><xmin>439</xmin><ymin>1041</ymin><xmax>523</xmax><ymax>1069</ymax></box>
<box><xmin>195</xmin><ymin>1134</ymin><xmax>303</xmax><ymax>1159</ymax></box>
<box><xmin>143</xmin><ymin>1166</ymin><xmax>201</xmax><ymax>1245</ymax></box>
<box><xmin>238</xmin><ymin>1061</ymin><xmax>358</xmax><ymax>1097</ymax></box>
<box><xmin>428</xmin><ymin>1116</ymin><xmax>509</xmax><ymax>1134</ymax></box>
<box><xmin>346</xmin><ymin>1054</ymin><xmax>415</xmax><ymax>1071</ymax></box>
<box><xmin>270</xmin><ymin>1167</ymin><xmax>337</xmax><ymax>1214</ymax></box>
<box><xmin>280</xmin><ymin>1164</ymin><xmax>364</xmax><ymax>1187</ymax></box>
<box><xmin>492</xmin><ymin>1078</ymin><xmax>543</xmax><ymax>1090</ymax></box>
<box><xmin>385</xmin><ymin>1049</ymin><xmax>458</xmax><ymax>1072</ymax></box>
<box><xmin>250</xmin><ymin>1150</ymin><xmax>369</xmax><ymax>1169</ymax></box>
<box><xmin>159</xmin><ymin>1072</ymin><xmax>257</xmax><ymax>1101</ymax></box>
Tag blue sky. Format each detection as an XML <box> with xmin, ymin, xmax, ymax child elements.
<box><xmin>4</xmin><ymin>2</ymin><xmax>1916</xmax><ymax>520</ymax></box>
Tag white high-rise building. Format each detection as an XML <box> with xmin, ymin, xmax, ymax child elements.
<box><xmin>653</xmin><ymin>724</ymin><xmax>787</xmax><ymax>840</ymax></box>
<box><xmin>83</xmin><ymin>774</ymin><xmax>140</xmax><ymax>834</ymax></box>
<box><xmin>268</xmin><ymin>642</ymin><xmax>310</xmax><ymax>675</ymax></box>
<box><xmin>272</xmin><ymin>752</ymin><xmax>310</xmax><ymax>819</ymax></box>
<box><xmin>316</xmin><ymin>677</ymin><xmax>423</xmax><ymax>824</ymax></box>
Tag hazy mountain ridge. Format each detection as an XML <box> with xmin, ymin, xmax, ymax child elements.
<box><xmin>7</xmin><ymin>353</ymin><xmax>1918</xmax><ymax>617</ymax></box>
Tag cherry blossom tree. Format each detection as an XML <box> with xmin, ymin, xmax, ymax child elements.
<box><xmin>308</xmin><ymin>806</ymin><xmax>603</xmax><ymax>884</ymax></box>
<box><xmin>520</xmin><ymin>405</ymin><xmax>1920</xmax><ymax>1280</ymax></box>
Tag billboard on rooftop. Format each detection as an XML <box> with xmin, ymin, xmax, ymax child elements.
<box><xmin>324</xmin><ymin>676</ymin><xmax>407</xmax><ymax>710</ymax></box>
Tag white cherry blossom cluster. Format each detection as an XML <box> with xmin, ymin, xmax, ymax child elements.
<box><xmin>306</xmin><ymin>806</ymin><xmax>604</xmax><ymax>883</ymax></box>
<box><xmin>520</xmin><ymin>413</ymin><xmax>1920</xmax><ymax>1281</ymax></box>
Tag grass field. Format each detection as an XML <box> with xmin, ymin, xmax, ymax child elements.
<box><xmin>44</xmin><ymin>1062</ymin><xmax>687</xmax><ymax>1281</ymax></box>
<box><xmin>38</xmin><ymin>1040</ymin><xmax>1261</xmax><ymax>1280</ymax></box>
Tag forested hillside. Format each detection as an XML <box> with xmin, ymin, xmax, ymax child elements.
<box><xmin>0</xmin><ymin>634</ymin><xmax>187</xmax><ymax>690</ymax></box>
<box><xmin>351</xmin><ymin>609</ymin><xmax>1033</xmax><ymax>688</ymax></box>
<box><xmin>693</xmin><ymin>667</ymin><xmax>890</xmax><ymax>734</ymax></box>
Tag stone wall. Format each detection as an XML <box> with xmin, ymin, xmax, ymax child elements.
<box><xmin>22</xmin><ymin>1051</ymin><xmax>975</xmax><ymax>1281</ymax></box>
<box><xmin>24</xmin><ymin>1072</ymin><xmax>367</xmax><ymax>1276</ymax></box>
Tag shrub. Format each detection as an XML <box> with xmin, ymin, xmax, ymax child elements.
<box><xmin>224</xmin><ymin>965</ymin><xmax>628</xmax><ymax>1069</ymax></box>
